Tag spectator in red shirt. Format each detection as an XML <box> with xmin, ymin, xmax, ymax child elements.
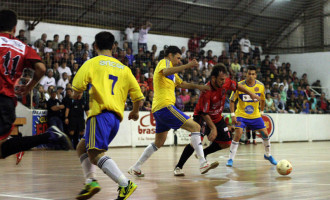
<box><xmin>188</xmin><ymin>33</ymin><xmax>201</xmax><ymax>54</ymax></box>
<box><xmin>318</xmin><ymin>92</ymin><xmax>329</xmax><ymax>113</ymax></box>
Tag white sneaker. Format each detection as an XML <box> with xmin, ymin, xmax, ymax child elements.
<box><xmin>174</xmin><ymin>167</ymin><xmax>185</xmax><ymax>176</ymax></box>
<box><xmin>200</xmin><ymin>161</ymin><xmax>219</xmax><ymax>174</ymax></box>
<box><xmin>128</xmin><ymin>166</ymin><xmax>145</xmax><ymax>177</ymax></box>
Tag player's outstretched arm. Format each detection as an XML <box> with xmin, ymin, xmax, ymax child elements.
<box><xmin>177</xmin><ymin>81</ymin><xmax>210</xmax><ymax>92</ymax></box>
<box><xmin>237</xmin><ymin>83</ymin><xmax>260</xmax><ymax>102</ymax></box>
<box><xmin>162</xmin><ymin>59</ymin><xmax>198</xmax><ymax>77</ymax></box>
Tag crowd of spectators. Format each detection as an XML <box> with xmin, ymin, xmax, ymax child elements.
<box><xmin>15</xmin><ymin>24</ymin><xmax>330</xmax><ymax>119</ymax></box>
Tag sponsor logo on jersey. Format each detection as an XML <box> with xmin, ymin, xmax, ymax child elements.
<box><xmin>244</xmin><ymin>105</ymin><xmax>254</xmax><ymax>114</ymax></box>
<box><xmin>254</xmin><ymin>87</ymin><xmax>259</xmax><ymax>92</ymax></box>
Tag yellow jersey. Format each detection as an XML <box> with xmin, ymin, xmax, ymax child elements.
<box><xmin>229</xmin><ymin>80</ymin><xmax>265</xmax><ymax>119</ymax></box>
<box><xmin>72</xmin><ymin>55</ymin><xmax>144</xmax><ymax>121</ymax></box>
<box><xmin>152</xmin><ymin>59</ymin><xmax>183</xmax><ymax>113</ymax></box>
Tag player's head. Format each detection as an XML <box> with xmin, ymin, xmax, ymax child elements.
<box><xmin>0</xmin><ymin>9</ymin><xmax>17</xmax><ymax>34</ymax></box>
<box><xmin>210</xmin><ymin>63</ymin><xmax>228</xmax><ymax>88</ymax></box>
<box><xmin>165</xmin><ymin>46</ymin><xmax>182</xmax><ymax>66</ymax></box>
<box><xmin>246</xmin><ymin>65</ymin><xmax>257</xmax><ymax>82</ymax></box>
<box><xmin>94</xmin><ymin>31</ymin><xmax>115</xmax><ymax>52</ymax></box>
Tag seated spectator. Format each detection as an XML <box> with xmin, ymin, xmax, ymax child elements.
<box><xmin>35</xmin><ymin>33</ymin><xmax>47</xmax><ymax>48</ymax></box>
<box><xmin>71</xmin><ymin>63</ymin><xmax>79</xmax><ymax>79</ymax></box>
<box><xmin>44</xmin><ymin>40</ymin><xmax>53</xmax><ymax>53</ymax></box>
<box><xmin>126</xmin><ymin>48</ymin><xmax>135</xmax><ymax>67</ymax></box>
<box><xmin>294</xmin><ymin>86</ymin><xmax>304</xmax><ymax>98</ymax></box>
<box><xmin>271</xmin><ymin>83</ymin><xmax>279</xmax><ymax>97</ymax></box>
<box><xmin>301</xmin><ymin>97</ymin><xmax>310</xmax><ymax>114</ymax></box>
<box><xmin>256</xmin><ymin>67</ymin><xmax>262</xmax><ymax>80</ymax></box>
<box><xmin>57</xmin><ymin>72</ymin><xmax>69</xmax><ymax>90</ymax></box>
<box><xmin>55</xmin><ymin>43</ymin><xmax>67</xmax><ymax>61</ymax></box>
<box><xmin>145</xmin><ymin>90</ymin><xmax>154</xmax><ymax>103</ymax></box>
<box><xmin>52</xmin><ymin>34</ymin><xmax>59</xmax><ymax>51</ymax></box>
<box><xmin>265</xmin><ymin>93</ymin><xmax>276</xmax><ymax>113</ymax></box>
<box><xmin>75</xmin><ymin>52</ymin><xmax>89</xmax><ymax>66</ymax></box>
<box><xmin>265</xmin><ymin>83</ymin><xmax>271</xmax><ymax>94</ymax></box>
<box><xmin>74</xmin><ymin>43</ymin><xmax>84</xmax><ymax>59</ymax></box>
<box><xmin>199</xmin><ymin>57</ymin><xmax>208</xmax><ymax>71</ymax></box>
<box><xmin>142</xmin><ymin>101</ymin><xmax>151</xmax><ymax>111</ymax></box>
<box><xmin>296</xmin><ymin>94</ymin><xmax>304</xmax><ymax>113</ymax></box>
<box><xmin>287</xmin><ymin>84</ymin><xmax>294</xmax><ymax>99</ymax></box>
<box><xmin>179</xmin><ymin>89</ymin><xmax>190</xmax><ymax>105</ymax></box>
<box><xmin>58</xmin><ymin>60</ymin><xmax>72</xmax><ymax>81</ymax></box>
<box><xmin>308</xmin><ymin>92</ymin><xmax>320</xmax><ymax>114</ymax></box>
<box><xmin>175</xmin><ymin>89</ymin><xmax>184</xmax><ymax>111</ymax></box>
<box><xmin>16</xmin><ymin>29</ymin><xmax>27</xmax><ymax>42</ymax></box>
<box><xmin>56</xmin><ymin>86</ymin><xmax>64</xmax><ymax>102</ymax></box>
<box><xmin>274</xmin><ymin>55</ymin><xmax>281</xmax><ymax>69</ymax></box>
<box><xmin>53</xmin><ymin>62</ymin><xmax>61</xmax><ymax>82</ymax></box>
<box><xmin>73</xmin><ymin>35</ymin><xmax>84</xmax><ymax>51</ymax></box>
<box><xmin>184</xmin><ymin>94</ymin><xmax>198</xmax><ymax>112</ymax></box>
<box><xmin>61</xmin><ymin>34</ymin><xmax>73</xmax><ymax>50</ymax></box>
<box><xmin>218</xmin><ymin>50</ymin><xmax>227</xmax><ymax>64</ymax></box>
<box><xmin>282</xmin><ymin>79</ymin><xmax>289</xmax><ymax>92</ymax></box>
<box><xmin>286</xmin><ymin>94</ymin><xmax>297</xmax><ymax>113</ymax></box>
<box><xmin>318</xmin><ymin>92</ymin><xmax>329</xmax><ymax>113</ymax></box>
<box><xmin>40</xmin><ymin>69</ymin><xmax>56</xmax><ymax>91</ymax></box>
<box><xmin>84</xmin><ymin>43</ymin><xmax>92</xmax><ymax>59</ymax></box>
<box><xmin>279</xmin><ymin>85</ymin><xmax>287</xmax><ymax>102</ymax></box>
<box><xmin>230</xmin><ymin>58</ymin><xmax>241</xmax><ymax>74</ymax></box>
<box><xmin>34</xmin><ymin>85</ymin><xmax>47</xmax><ymax>109</ymax></box>
<box><xmin>274</xmin><ymin>94</ymin><xmax>287</xmax><ymax>113</ymax></box>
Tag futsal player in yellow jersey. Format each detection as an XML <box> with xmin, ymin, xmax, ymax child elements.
<box><xmin>72</xmin><ymin>31</ymin><xmax>144</xmax><ymax>200</ymax></box>
<box><xmin>129</xmin><ymin>46</ymin><xmax>219</xmax><ymax>177</ymax></box>
<box><xmin>226</xmin><ymin>66</ymin><xmax>277</xmax><ymax>167</ymax></box>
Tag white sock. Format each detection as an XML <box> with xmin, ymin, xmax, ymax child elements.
<box><xmin>97</xmin><ymin>156</ymin><xmax>129</xmax><ymax>187</ymax></box>
<box><xmin>133</xmin><ymin>143</ymin><xmax>158</xmax><ymax>170</ymax></box>
<box><xmin>190</xmin><ymin>132</ymin><xmax>206</xmax><ymax>165</ymax></box>
<box><xmin>229</xmin><ymin>140</ymin><xmax>239</xmax><ymax>160</ymax></box>
<box><xmin>80</xmin><ymin>153</ymin><xmax>96</xmax><ymax>183</ymax></box>
<box><xmin>262</xmin><ymin>137</ymin><xmax>271</xmax><ymax>157</ymax></box>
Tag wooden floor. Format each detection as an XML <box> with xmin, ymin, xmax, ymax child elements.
<box><xmin>1</xmin><ymin>142</ymin><xmax>330</xmax><ymax>200</ymax></box>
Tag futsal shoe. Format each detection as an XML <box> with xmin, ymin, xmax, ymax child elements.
<box><xmin>253</xmin><ymin>140</ymin><xmax>257</xmax><ymax>145</ymax></box>
<box><xmin>200</xmin><ymin>161</ymin><xmax>219</xmax><ymax>174</ymax></box>
<box><xmin>264</xmin><ymin>154</ymin><xmax>277</xmax><ymax>165</ymax></box>
<box><xmin>16</xmin><ymin>151</ymin><xmax>24</xmax><ymax>165</ymax></box>
<box><xmin>128</xmin><ymin>166</ymin><xmax>145</xmax><ymax>177</ymax></box>
<box><xmin>226</xmin><ymin>159</ymin><xmax>233</xmax><ymax>167</ymax></box>
<box><xmin>116</xmin><ymin>180</ymin><xmax>137</xmax><ymax>200</ymax></box>
<box><xmin>47</xmin><ymin>125</ymin><xmax>73</xmax><ymax>150</ymax></box>
<box><xmin>174</xmin><ymin>167</ymin><xmax>185</xmax><ymax>176</ymax></box>
<box><xmin>76</xmin><ymin>180</ymin><xmax>101</xmax><ymax>200</ymax></box>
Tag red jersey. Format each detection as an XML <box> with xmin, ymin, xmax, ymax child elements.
<box><xmin>194</xmin><ymin>78</ymin><xmax>237</xmax><ymax>123</ymax></box>
<box><xmin>0</xmin><ymin>33</ymin><xmax>41</xmax><ymax>98</ymax></box>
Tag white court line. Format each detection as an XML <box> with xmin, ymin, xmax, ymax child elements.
<box><xmin>0</xmin><ymin>194</ymin><xmax>53</xmax><ymax>200</ymax></box>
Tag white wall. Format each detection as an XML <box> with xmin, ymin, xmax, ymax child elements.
<box><xmin>16</xmin><ymin>20</ymin><xmax>225</xmax><ymax>56</ymax></box>
<box><xmin>269</xmin><ymin>52</ymin><xmax>330</xmax><ymax>93</ymax></box>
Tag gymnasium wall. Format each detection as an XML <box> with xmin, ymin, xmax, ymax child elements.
<box><xmin>16</xmin><ymin>20</ymin><xmax>225</xmax><ymax>57</ymax></box>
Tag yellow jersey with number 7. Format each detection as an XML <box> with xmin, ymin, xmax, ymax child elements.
<box><xmin>72</xmin><ymin>55</ymin><xmax>144</xmax><ymax>121</ymax></box>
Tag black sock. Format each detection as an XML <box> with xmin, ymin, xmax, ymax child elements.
<box><xmin>252</xmin><ymin>131</ymin><xmax>256</xmax><ymax>140</ymax></box>
<box><xmin>176</xmin><ymin>144</ymin><xmax>194</xmax><ymax>169</ymax></box>
<box><xmin>1</xmin><ymin>133</ymin><xmax>51</xmax><ymax>158</ymax></box>
<box><xmin>203</xmin><ymin>142</ymin><xmax>221</xmax><ymax>158</ymax></box>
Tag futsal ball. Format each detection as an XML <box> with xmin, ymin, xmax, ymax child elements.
<box><xmin>276</xmin><ymin>159</ymin><xmax>293</xmax><ymax>175</ymax></box>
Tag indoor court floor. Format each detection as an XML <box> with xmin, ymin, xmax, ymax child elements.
<box><xmin>0</xmin><ymin>142</ymin><xmax>330</xmax><ymax>200</ymax></box>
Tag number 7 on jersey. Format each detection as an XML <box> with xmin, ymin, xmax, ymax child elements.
<box><xmin>109</xmin><ymin>74</ymin><xmax>118</xmax><ymax>95</ymax></box>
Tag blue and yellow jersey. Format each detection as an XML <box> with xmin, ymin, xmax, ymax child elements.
<box><xmin>72</xmin><ymin>55</ymin><xmax>144</xmax><ymax>121</ymax></box>
<box><xmin>229</xmin><ymin>80</ymin><xmax>265</xmax><ymax>119</ymax></box>
<box><xmin>152</xmin><ymin>59</ymin><xmax>183</xmax><ymax>113</ymax></box>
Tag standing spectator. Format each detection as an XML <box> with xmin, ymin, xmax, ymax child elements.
<box><xmin>57</xmin><ymin>72</ymin><xmax>69</xmax><ymax>90</ymax></box>
<box><xmin>52</xmin><ymin>34</ymin><xmax>59</xmax><ymax>51</ymax></box>
<box><xmin>274</xmin><ymin>55</ymin><xmax>281</xmax><ymax>69</ymax></box>
<box><xmin>47</xmin><ymin>89</ymin><xmax>65</xmax><ymax>131</ymax></box>
<box><xmin>138</xmin><ymin>21</ymin><xmax>152</xmax><ymax>52</ymax></box>
<box><xmin>239</xmin><ymin>33</ymin><xmax>251</xmax><ymax>58</ymax></box>
<box><xmin>58</xmin><ymin>60</ymin><xmax>72</xmax><ymax>81</ymax></box>
<box><xmin>229</xmin><ymin>33</ymin><xmax>239</xmax><ymax>57</ymax></box>
<box><xmin>265</xmin><ymin>93</ymin><xmax>276</xmax><ymax>113</ymax></box>
<box><xmin>230</xmin><ymin>58</ymin><xmax>241</xmax><ymax>74</ymax></box>
<box><xmin>274</xmin><ymin>94</ymin><xmax>287</xmax><ymax>113</ymax></box>
<box><xmin>73</xmin><ymin>43</ymin><xmax>84</xmax><ymax>59</ymax></box>
<box><xmin>318</xmin><ymin>92</ymin><xmax>329</xmax><ymax>113</ymax></box>
<box><xmin>61</xmin><ymin>34</ymin><xmax>73</xmax><ymax>50</ymax></box>
<box><xmin>16</xmin><ymin>29</ymin><xmax>27</xmax><ymax>42</ymax></box>
<box><xmin>84</xmin><ymin>43</ymin><xmax>93</xmax><ymax>59</ymax></box>
<box><xmin>73</xmin><ymin>35</ymin><xmax>84</xmax><ymax>51</ymax></box>
<box><xmin>125</xmin><ymin>22</ymin><xmax>135</xmax><ymax>51</ymax></box>
<box><xmin>40</xmin><ymin>69</ymin><xmax>56</xmax><ymax>91</ymax></box>
<box><xmin>188</xmin><ymin>33</ymin><xmax>201</xmax><ymax>54</ymax></box>
<box><xmin>35</xmin><ymin>33</ymin><xmax>47</xmax><ymax>48</ymax></box>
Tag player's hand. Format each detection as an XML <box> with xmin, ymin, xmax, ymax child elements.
<box><xmin>232</xmin><ymin>116</ymin><xmax>237</xmax><ymax>125</ymax></box>
<box><xmin>65</xmin><ymin>118</ymin><xmax>69</xmax><ymax>125</ymax></box>
<box><xmin>208</xmin><ymin>128</ymin><xmax>217</xmax><ymax>142</ymax></box>
<box><xmin>198</xmin><ymin>85</ymin><xmax>211</xmax><ymax>92</ymax></box>
<box><xmin>128</xmin><ymin>111</ymin><xmax>139</xmax><ymax>121</ymax></box>
<box><xmin>250</xmin><ymin>93</ymin><xmax>260</xmax><ymax>102</ymax></box>
<box><xmin>187</xmin><ymin>59</ymin><xmax>199</xmax><ymax>69</ymax></box>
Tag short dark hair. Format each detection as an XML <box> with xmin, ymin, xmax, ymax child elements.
<box><xmin>247</xmin><ymin>65</ymin><xmax>256</xmax><ymax>72</ymax></box>
<box><xmin>165</xmin><ymin>46</ymin><xmax>181</xmax><ymax>57</ymax></box>
<box><xmin>95</xmin><ymin>31</ymin><xmax>114</xmax><ymax>51</ymax></box>
<box><xmin>0</xmin><ymin>10</ymin><xmax>17</xmax><ymax>32</ymax></box>
<box><xmin>210</xmin><ymin>64</ymin><xmax>227</xmax><ymax>78</ymax></box>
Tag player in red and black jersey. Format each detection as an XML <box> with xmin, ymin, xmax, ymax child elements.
<box><xmin>174</xmin><ymin>64</ymin><xmax>260</xmax><ymax>176</ymax></box>
<box><xmin>0</xmin><ymin>10</ymin><xmax>72</xmax><ymax>161</ymax></box>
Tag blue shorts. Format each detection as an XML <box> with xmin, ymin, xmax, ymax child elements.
<box><xmin>235</xmin><ymin>117</ymin><xmax>266</xmax><ymax>131</ymax></box>
<box><xmin>84</xmin><ymin>111</ymin><xmax>120</xmax><ymax>151</ymax></box>
<box><xmin>153</xmin><ymin>105</ymin><xmax>190</xmax><ymax>133</ymax></box>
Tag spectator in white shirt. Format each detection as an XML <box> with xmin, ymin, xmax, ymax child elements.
<box><xmin>57</xmin><ymin>60</ymin><xmax>72</xmax><ymax>81</ymax></box>
<box><xmin>239</xmin><ymin>33</ymin><xmax>251</xmax><ymax>58</ymax></box>
<box><xmin>44</xmin><ymin>40</ymin><xmax>53</xmax><ymax>53</ymax></box>
<box><xmin>274</xmin><ymin>55</ymin><xmax>281</xmax><ymax>69</ymax></box>
<box><xmin>125</xmin><ymin>22</ymin><xmax>135</xmax><ymax>51</ymax></box>
<box><xmin>40</xmin><ymin>69</ymin><xmax>56</xmax><ymax>91</ymax></box>
<box><xmin>57</xmin><ymin>72</ymin><xmax>69</xmax><ymax>90</ymax></box>
<box><xmin>138</xmin><ymin>21</ymin><xmax>152</xmax><ymax>52</ymax></box>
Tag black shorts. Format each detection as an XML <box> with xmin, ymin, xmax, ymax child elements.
<box><xmin>194</xmin><ymin>115</ymin><xmax>232</xmax><ymax>144</ymax></box>
<box><xmin>0</xmin><ymin>95</ymin><xmax>16</xmax><ymax>139</ymax></box>
<box><xmin>69</xmin><ymin>118</ymin><xmax>85</xmax><ymax>132</ymax></box>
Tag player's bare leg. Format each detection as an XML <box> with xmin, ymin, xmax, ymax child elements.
<box><xmin>181</xmin><ymin>119</ymin><xmax>219</xmax><ymax>174</ymax></box>
<box><xmin>257</xmin><ymin>128</ymin><xmax>277</xmax><ymax>165</ymax></box>
<box><xmin>226</xmin><ymin>128</ymin><xmax>243</xmax><ymax>167</ymax></box>
<box><xmin>128</xmin><ymin>131</ymin><xmax>166</xmax><ymax>177</ymax></box>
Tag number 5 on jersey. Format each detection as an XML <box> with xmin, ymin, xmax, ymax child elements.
<box><xmin>109</xmin><ymin>74</ymin><xmax>118</xmax><ymax>95</ymax></box>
